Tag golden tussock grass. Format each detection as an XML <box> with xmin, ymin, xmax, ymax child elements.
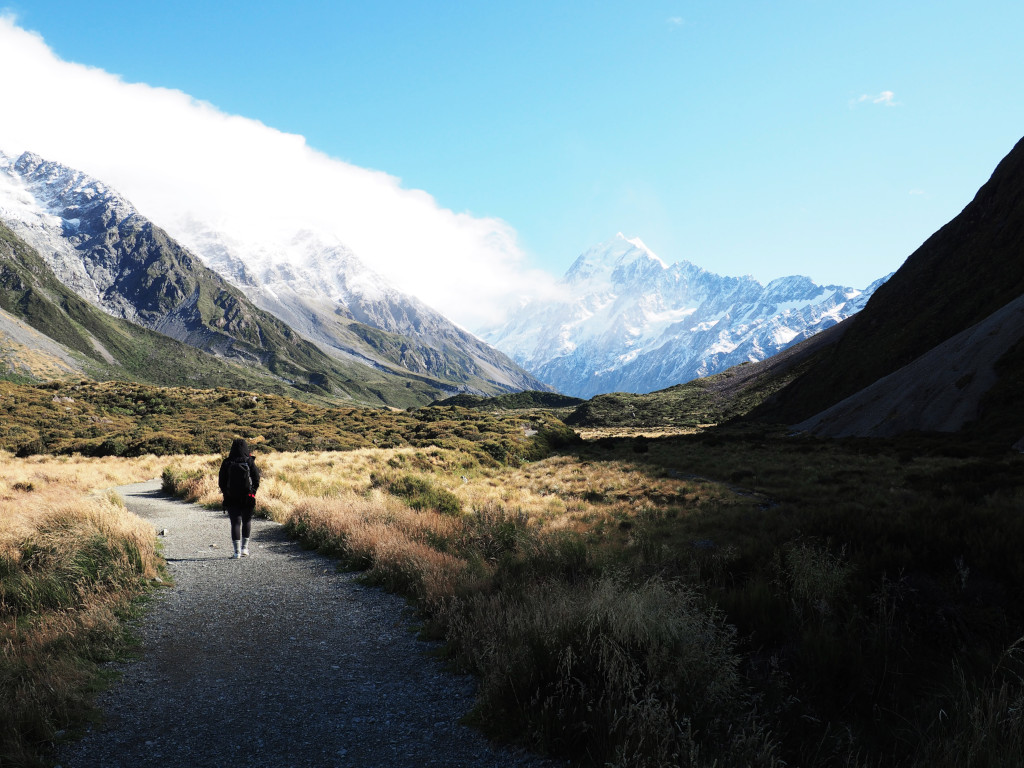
<box><xmin>0</xmin><ymin>450</ymin><xmax>192</xmax><ymax>766</ymax></box>
<box><xmin>215</xmin><ymin>447</ymin><xmax>736</xmax><ymax>601</ymax></box>
<box><xmin>287</xmin><ymin>489</ymin><xmax>466</xmax><ymax>604</ymax></box>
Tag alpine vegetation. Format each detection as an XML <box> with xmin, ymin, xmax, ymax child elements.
<box><xmin>0</xmin><ymin>454</ymin><xmax>179</xmax><ymax>766</ymax></box>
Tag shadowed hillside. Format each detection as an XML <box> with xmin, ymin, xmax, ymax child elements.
<box><xmin>754</xmin><ymin>135</ymin><xmax>1024</xmax><ymax>436</ymax></box>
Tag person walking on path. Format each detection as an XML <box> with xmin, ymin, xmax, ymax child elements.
<box><xmin>218</xmin><ymin>437</ymin><xmax>261</xmax><ymax>558</ymax></box>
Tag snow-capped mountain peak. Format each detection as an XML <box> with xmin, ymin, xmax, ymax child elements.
<box><xmin>0</xmin><ymin>150</ymin><xmax>551</xmax><ymax>397</ymax></box>
<box><xmin>483</xmin><ymin>235</ymin><xmax>887</xmax><ymax>398</ymax></box>
<box><xmin>565</xmin><ymin>233</ymin><xmax>669</xmax><ymax>285</ymax></box>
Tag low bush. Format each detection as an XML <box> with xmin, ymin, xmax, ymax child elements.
<box><xmin>371</xmin><ymin>471</ymin><xmax>463</xmax><ymax>516</ymax></box>
<box><xmin>441</xmin><ymin>574</ymin><xmax>760</xmax><ymax>767</ymax></box>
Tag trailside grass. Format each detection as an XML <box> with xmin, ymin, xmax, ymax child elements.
<box><xmin>0</xmin><ymin>453</ymin><xmax>211</xmax><ymax>767</ymax></box>
<box><xmin>162</xmin><ymin>431</ymin><xmax>1024</xmax><ymax>768</ymax></box>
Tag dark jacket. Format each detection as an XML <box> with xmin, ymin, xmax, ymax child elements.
<box><xmin>219</xmin><ymin>454</ymin><xmax>261</xmax><ymax>510</ymax></box>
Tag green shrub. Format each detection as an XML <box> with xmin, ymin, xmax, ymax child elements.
<box><xmin>160</xmin><ymin>467</ymin><xmax>207</xmax><ymax>499</ymax></box>
<box><xmin>371</xmin><ymin>472</ymin><xmax>463</xmax><ymax>516</ymax></box>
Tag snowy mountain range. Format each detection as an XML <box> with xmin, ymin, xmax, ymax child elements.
<box><xmin>0</xmin><ymin>150</ymin><xmax>547</xmax><ymax>400</ymax></box>
<box><xmin>0</xmin><ymin>149</ymin><xmax>888</xmax><ymax>403</ymax></box>
<box><xmin>482</xmin><ymin>234</ymin><xmax>888</xmax><ymax>398</ymax></box>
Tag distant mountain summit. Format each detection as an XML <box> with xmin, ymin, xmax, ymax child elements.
<box><xmin>483</xmin><ymin>233</ymin><xmax>886</xmax><ymax>398</ymax></box>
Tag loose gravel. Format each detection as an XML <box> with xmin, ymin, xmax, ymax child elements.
<box><xmin>56</xmin><ymin>480</ymin><xmax>559</xmax><ymax>768</ymax></box>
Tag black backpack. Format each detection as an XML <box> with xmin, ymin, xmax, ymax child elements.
<box><xmin>225</xmin><ymin>457</ymin><xmax>254</xmax><ymax>497</ymax></box>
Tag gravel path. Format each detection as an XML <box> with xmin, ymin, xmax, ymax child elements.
<box><xmin>56</xmin><ymin>481</ymin><xmax>557</xmax><ymax>768</ymax></box>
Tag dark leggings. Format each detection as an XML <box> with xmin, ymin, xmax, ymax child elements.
<box><xmin>228</xmin><ymin>508</ymin><xmax>254</xmax><ymax>541</ymax></box>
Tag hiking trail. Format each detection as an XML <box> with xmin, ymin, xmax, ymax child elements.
<box><xmin>56</xmin><ymin>480</ymin><xmax>557</xmax><ymax>768</ymax></box>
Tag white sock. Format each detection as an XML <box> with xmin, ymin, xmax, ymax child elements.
<box><xmin>241</xmin><ymin>538</ymin><xmax>250</xmax><ymax>554</ymax></box>
<box><xmin>233</xmin><ymin>540</ymin><xmax>241</xmax><ymax>555</ymax></box>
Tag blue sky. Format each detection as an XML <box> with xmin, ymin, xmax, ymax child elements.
<box><xmin>3</xmin><ymin>1</ymin><xmax>1024</xmax><ymax>306</ymax></box>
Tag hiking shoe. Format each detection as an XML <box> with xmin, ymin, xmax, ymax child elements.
<box><xmin>231</xmin><ymin>551</ymin><xmax>242</xmax><ymax>559</ymax></box>
<box><xmin>241</xmin><ymin>548</ymin><xmax>250</xmax><ymax>557</ymax></box>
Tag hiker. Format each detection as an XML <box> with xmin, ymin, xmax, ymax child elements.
<box><xmin>218</xmin><ymin>437</ymin><xmax>261</xmax><ymax>559</ymax></box>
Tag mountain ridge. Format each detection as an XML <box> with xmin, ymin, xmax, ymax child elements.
<box><xmin>755</xmin><ymin>133</ymin><xmax>1024</xmax><ymax>437</ymax></box>
<box><xmin>0</xmin><ymin>219</ymin><xmax>319</xmax><ymax>394</ymax></box>
<box><xmin>0</xmin><ymin>150</ymin><xmax>547</xmax><ymax>404</ymax></box>
<box><xmin>164</xmin><ymin>203</ymin><xmax>548</xmax><ymax>395</ymax></box>
<box><xmin>484</xmin><ymin>233</ymin><xmax>885</xmax><ymax>398</ymax></box>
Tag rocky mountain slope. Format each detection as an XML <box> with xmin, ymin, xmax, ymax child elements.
<box><xmin>483</xmin><ymin>234</ymin><xmax>885</xmax><ymax>398</ymax></box>
<box><xmin>756</xmin><ymin>134</ymin><xmax>1024</xmax><ymax>445</ymax></box>
<box><xmin>171</xmin><ymin>221</ymin><xmax>546</xmax><ymax>395</ymax></box>
<box><xmin>0</xmin><ymin>151</ymin><xmax>545</xmax><ymax>404</ymax></box>
<box><xmin>793</xmin><ymin>294</ymin><xmax>1024</xmax><ymax>439</ymax></box>
<box><xmin>0</xmin><ymin>220</ymin><xmax>310</xmax><ymax>393</ymax></box>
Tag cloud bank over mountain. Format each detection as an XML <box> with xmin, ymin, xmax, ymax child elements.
<box><xmin>0</xmin><ymin>15</ymin><xmax>557</xmax><ymax>330</ymax></box>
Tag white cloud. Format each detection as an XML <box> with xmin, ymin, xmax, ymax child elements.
<box><xmin>851</xmin><ymin>90</ymin><xmax>900</xmax><ymax>108</ymax></box>
<box><xmin>0</xmin><ymin>15</ymin><xmax>558</xmax><ymax>331</ymax></box>
<box><xmin>667</xmin><ymin>16</ymin><xmax>685</xmax><ymax>27</ymax></box>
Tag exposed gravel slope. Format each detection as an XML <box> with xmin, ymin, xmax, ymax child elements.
<box><xmin>794</xmin><ymin>293</ymin><xmax>1024</xmax><ymax>438</ymax></box>
<box><xmin>57</xmin><ymin>480</ymin><xmax>558</xmax><ymax>768</ymax></box>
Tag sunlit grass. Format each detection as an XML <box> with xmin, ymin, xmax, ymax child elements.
<box><xmin>0</xmin><ymin>451</ymin><xmax>183</xmax><ymax>767</ymax></box>
<box><xmin>162</xmin><ymin>432</ymin><xmax>1024</xmax><ymax>768</ymax></box>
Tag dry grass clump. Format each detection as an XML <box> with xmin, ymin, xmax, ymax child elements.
<box><xmin>287</xmin><ymin>490</ymin><xmax>466</xmax><ymax>605</ymax></box>
<box><xmin>0</xmin><ymin>452</ymin><xmax>169</xmax><ymax>767</ymax></box>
